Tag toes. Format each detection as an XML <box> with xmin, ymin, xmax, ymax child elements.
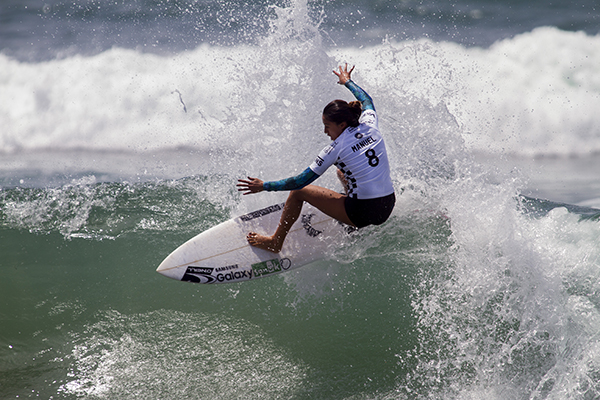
<box><xmin>246</xmin><ymin>232</ymin><xmax>258</xmax><ymax>244</ymax></box>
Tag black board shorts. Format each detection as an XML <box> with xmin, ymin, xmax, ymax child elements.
<box><xmin>344</xmin><ymin>193</ymin><xmax>396</xmax><ymax>229</ymax></box>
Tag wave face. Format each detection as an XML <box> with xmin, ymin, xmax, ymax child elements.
<box><xmin>1</xmin><ymin>0</ymin><xmax>600</xmax><ymax>399</ymax></box>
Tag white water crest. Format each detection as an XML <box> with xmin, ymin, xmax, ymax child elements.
<box><xmin>2</xmin><ymin>25</ymin><xmax>600</xmax><ymax>158</ymax></box>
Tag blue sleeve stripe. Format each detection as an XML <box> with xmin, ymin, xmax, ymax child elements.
<box><xmin>345</xmin><ymin>80</ymin><xmax>375</xmax><ymax>111</ymax></box>
<box><xmin>263</xmin><ymin>168</ymin><xmax>319</xmax><ymax>191</ymax></box>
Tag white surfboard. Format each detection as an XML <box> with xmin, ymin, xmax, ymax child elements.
<box><xmin>156</xmin><ymin>202</ymin><xmax>353</xmax><ymax>284</ymax></box>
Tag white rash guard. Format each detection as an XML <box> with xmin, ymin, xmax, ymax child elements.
<box><xmin>309</xmin><ymin>108</ymin><xmax>394</xmax><ymax>199</ymax></box>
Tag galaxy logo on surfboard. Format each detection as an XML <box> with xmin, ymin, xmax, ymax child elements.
<box><xmin>181</xmin><ymin>258</ymin><xmax>292</xmax><ymax>284</ymax></box>
<box><xmin>182</xmin><ymin>266</ymin><xmax>252</xmax><ymax>284</ymax></box>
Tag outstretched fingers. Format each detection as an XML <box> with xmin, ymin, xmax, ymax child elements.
<box><xmin>333</xmin><ymin>63</ymin><xmax>355</xmax><ymax>84</ymax></box>
<box><xmin>237</xmin><ymin>176</ymin><xmax>264</xmax><ymax>195</ymax></box>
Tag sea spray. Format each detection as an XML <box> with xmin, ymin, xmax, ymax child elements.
<box><xmin>397</xmin><ymin>162</ymin><xmax>600</xmax><ymax>398</ymax></box>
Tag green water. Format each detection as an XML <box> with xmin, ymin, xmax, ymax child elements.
<box><xmin>1</xmin><ymin>178</ymin><xmax>456</xmax><ymax>399</ymax></box>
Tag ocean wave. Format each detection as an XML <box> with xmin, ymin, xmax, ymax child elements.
<box><xmin>2</xmin><ymin>27</ymin><xmax>600</xmax><ymax>158</ymax></box>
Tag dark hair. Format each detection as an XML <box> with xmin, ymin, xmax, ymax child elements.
<box><xmin>323</xmin><ymin>100</ymin><xmax>362</xmax><ymax>127</ymax></box>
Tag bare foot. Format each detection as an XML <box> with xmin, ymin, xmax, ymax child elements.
<box><xmin>246</xmin><ymin>232</ymin><xmax>283</xmax><ymax>253</ymax></box>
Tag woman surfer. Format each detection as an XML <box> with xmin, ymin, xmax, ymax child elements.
<box><xmin>237</xmin><ymin>64</ymin><xmax>395</xmax><ymax>253</ymax></box>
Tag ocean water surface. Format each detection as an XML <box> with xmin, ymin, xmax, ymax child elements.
<box><xmin>1</xmin><ymin>0</ymin><xmax>600</xmax><ymax>399</ymax></box>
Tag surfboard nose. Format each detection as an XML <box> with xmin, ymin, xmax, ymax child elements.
<box><xmin>156</xmin><ymin>254</ymin><xmax>184</xmax><ymax>280</ymax></box>
<box><xmin>156</xmin><ymin>259</ymin><xmax>168</xmax><ymax>273</ymax></box>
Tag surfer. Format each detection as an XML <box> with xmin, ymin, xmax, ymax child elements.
<box><xmin>237</xmin><ymin>64</ymin><xmax>395</xmax><ymax>253</ymax></box>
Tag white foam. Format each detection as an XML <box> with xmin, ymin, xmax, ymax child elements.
<box><xmin>2</xmin><ymin>27</ymin><xmax>600</xmax><ymax>158</ymax></box>
<box><xmin>58</xmin><ymin>310</ymin><xmax>308</xmax><ymax>398</ymax></box>
<box><xmin>447</xmin><ymin>27</ymin><xmax>600</xmax><ymax>157</ymax></box>
<box><xmin>0</xmin><ymin>45</ymin><xmax>242</xmax><ymax>153</ymax></box>
<box><xmin>399</xmin><ymin>165</ymin><xmax>600</xmax><ymax>399</ymax></box>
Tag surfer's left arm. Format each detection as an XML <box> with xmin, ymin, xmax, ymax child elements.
<box><xmin>237</xmin><ymin>168</ymin><xmax>319</xmax><ymax>195</ymax></box>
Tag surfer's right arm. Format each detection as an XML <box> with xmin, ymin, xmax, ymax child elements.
<box><xmin>333</xmin><ymin>64</ymin><xmax>374</xmax><ymax>111</ymax></box>
<box><xmin>345</xmin><ymin>80</ymin><xmax>374</xmax><ymax>111</ymax></box>
<box><xmin>237</xmin><ymin>168</ymin><xmax>319</xmax><ymax>195</ymax></box>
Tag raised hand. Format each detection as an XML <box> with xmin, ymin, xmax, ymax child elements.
<box><xmin>333</xmin><ymin>63</ymin><xmax>355</xmax><ymax>85</ymax></box>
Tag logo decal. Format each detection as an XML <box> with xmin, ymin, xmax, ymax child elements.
<box><xmin>280</xmin><ymin>258</ymin><xmax>292</xmax><ymax>270</ymax></box>
<box><xmin>240</xmin><ymin>203</ymin><xmax>284</xmax><ymax>222</ymax></box>
<box><xmin>215</xmin><ymin>264</ymin><xmax>239</xmax><ymax>272</ymax></box>
<box><xmin>252</xmin><ymin>258</ymin><xmax>291</xmax><ymax>277</ymax></box>
<box><xmin>301</xmin><ymin>214</ymin><xmax>322</xmax><ymax>237</ymax></box>
<box><xmin>181</xmin><ymin>266</ymin><xmax>215</xmax><ymax>284</ymax></box>
<box><xmin>216</xmin><ymin>269</ymin><xmax>252</xmax><ymax>282</ymax></box>
<box><xmin>181</xmin><ymin>265</ymin><xmax>253</xmax><ymax>284</ymax></box>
